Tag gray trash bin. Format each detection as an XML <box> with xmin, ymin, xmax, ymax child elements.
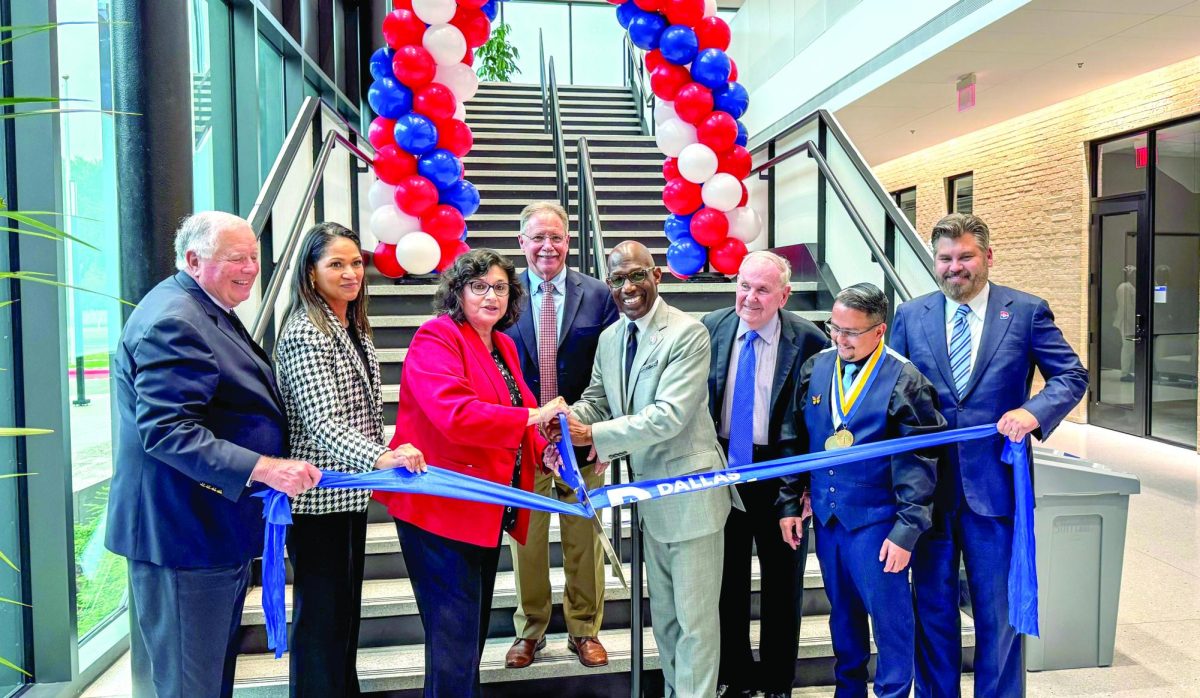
<box><xmin>1025</xmin><ymin>450</ymin><xmax>1140</xmax><ymax>671</ymax></box>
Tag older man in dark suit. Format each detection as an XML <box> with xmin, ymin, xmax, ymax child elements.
<box><xmin>503</xmin><ymin>201</ymin><xmax>619</xmax><ymax>668</ymax></box>
<box><xmin>106</xmin><ymin>211</ymin><xmax>321</xmax><ymax>697</ymax></box>
<box><xmin>703</xmin><ymin>251</ymin><xmax>829</xmax><ymax>698</ymax></box>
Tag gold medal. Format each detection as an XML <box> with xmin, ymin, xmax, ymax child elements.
<box><xmin>824</xmin><ymin>429</ymin><xmax>855</xmax><ymax>450</ymax></box>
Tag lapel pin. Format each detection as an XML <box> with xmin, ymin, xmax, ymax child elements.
<box><xmin>999</xmin><ymin>310</ymin><xmax>1011</xmax><ymax>319</ymax></box>
<box><xmin>650</xmin><ymin>333</ymin><xmax>660</xmax><ymax>345</ymax></box>
<box><xmin>812</xmin><ymin>394</ymin><xmax>822</xmax><ymax>405</ymax></box>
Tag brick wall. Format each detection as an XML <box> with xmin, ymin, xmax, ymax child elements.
<box><xmin>869</xmin><ymin>56</ymin><xmax>1200</xmax><ymax>425</ymax></box>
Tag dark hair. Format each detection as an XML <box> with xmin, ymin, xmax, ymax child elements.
<box><xmin>834</xmin><ymin>282</ymin><xmax>888</xmax><ymax>325</ymax></box>
<box><xmin>433</xmin><ymin>248</ymin><xmax>524</xmax><ymax>331</ymax></box>
<box><xmin>931</xmin><ymin>212</ymin><xmax>990</xmax><ymax>251</ymax></box>
<box><xmin>285</xmin><ymin>222</ymin><xmax>371</xmax><ymax>338</ymax></box>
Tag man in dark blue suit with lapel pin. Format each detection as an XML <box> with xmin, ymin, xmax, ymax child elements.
<box><xmin>502</xmin><ymin>202</ymin><xmax>619</xmax><ymax>669</ymax></box>
<box><xmin>890</xmin><ymin>213</ymin><xmax>1087</xmax><ymax>698</ymax></box>
<box><xmin>106</xmin><ymin>212</ymin><xmax>322</xmax><ymax>697</ymax></box>
<box><xmin>703</xmin><ymin>251</ymin><xmax>829</xmax><ymax>698</ymax></box>
<box><xmin>779</xmin><ymin>283</ymin><xmax>945</xmax><ymax>698</ymax></box>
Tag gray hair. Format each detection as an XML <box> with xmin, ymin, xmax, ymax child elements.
<box><xmin>519</xmin><ymin>201</ymin><xmax>569</xmax><ymax>235</ymax></box>
<box><xmin>931</xmin><ymin>212</ymin><xmax>990</xmax><ymax>252</ymax></box>
<box><xmin>173</xmin><ymin>211</ymin><xmax>248</xmax><ymax>270</ymax></box>
<box><xmin>834</xmin><ymin>282</ymin><xmax>888</xmax><ymax>325</ymax></box>
<box><xmin>739</xmin><ymin>250</ymin><xmax>791</xmax><ymax>288</ymax></box>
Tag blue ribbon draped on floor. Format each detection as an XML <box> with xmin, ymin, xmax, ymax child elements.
<box><xmin>256</xmin><ymin>421</ymin><xmax>1038</xmax><ymax>658</ymax></box>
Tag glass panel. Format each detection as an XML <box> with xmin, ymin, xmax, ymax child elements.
<box><xmin>1098</xmin><ymin>132</ymin><xmax>1148</xmax><ymax>197</ymax></box>
<box><xmin>0</xmin><ymin>203</ymin><xmax>26</xmax><ymax>696</ymax></box>
<box><xmin>570</xmin><ymin>4</ymin><xmax>625</xmax><ymax>86</ymax></box>
<box><xmin>58</xmin><ymin>0</ymin><xmax>128</xmax><ymax>641</ymax></box>
<box><xmin>257</xmin><ymin>34</ymin><xmax>287</xmax><ymax>186</ymax></box>
<box><xmin>190</xmin><ymin>0</ymin><xmax>216</xmax><ymax>210</ymax></box>
<box><xmin>1097</xmin><ymin>212</ymin><xmax>1139</xmax><ymax>408</ymax></box>
<box><xmin>1150</xmin><ymin>118</ymin><xmax>1200</xmax><ymax>447</ymax></box>
<box><xmin>772</xmin><ymin>121</ymin><xmax>820</xmax><ymax>248</ymax></box>
<box><xmin>950</xmin><ymin>173</ymin><xmax>973</xmax><ymax>214</ymax></box>
<box><xmin>503</xmin><ymin>1</ymin><xmax>570</xmax><ymax>85</ymax></box>
<box><xmin>893</xmin><ymin>188</ymin><xmax>916</xmax><ymax>227</ymax></box>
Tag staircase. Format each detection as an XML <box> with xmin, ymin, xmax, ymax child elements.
<box><xmin>232</xmin><ymin>82</ymin><xmax>973</xmax><ymax>696</ymax></box>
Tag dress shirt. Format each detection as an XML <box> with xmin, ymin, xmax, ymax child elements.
<box><xmin>719</xmin><ymin>312</ymin><xmax>781</xmax><ymax>444</ymax></box>
<box><xmin>628</xmin><ymin>295</ymin><xmax>662</xmax><ymax>339</ymax></box>
<box><xmin>944</xmin><ymin>281</ymin><xmax>990</xmax><ymax>374</ymax></box>
<box><xmin>199</xmin><ymin>285</ymin><xmax>234</xmax><ymax>313</ymax></box>
<box><xmin>529</xmin><ymin>266</ymin><xmax>568</xmax><ymax>345</ymax></box>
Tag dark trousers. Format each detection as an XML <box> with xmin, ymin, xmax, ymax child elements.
<box><xmin>815</xmin><ymin>517</ymin><xmax>915</xmax><ymax>698</ymax></box>
<box><xmin>718</xmin><ymin>478</ymin><xmax>809</xmax><ymax>693</ymax></box>
<box><xmin>395</xmin><ymin>519</ymin><xmax>501</xmax><ymax>698</ymax></box>
<box><xmin>287</xmin><ymin>510</ymin><xmax>368</xmax><ymax>698</ymax></box>
<box><xmin>913</xmin><ymin>501</ymin><xmax>1021</xmax><ymax>698</ymax></box>
<box><xmin>128</xmin><ymin>558</ymin><xmax>251</xmax><ymax>698</ymax></box>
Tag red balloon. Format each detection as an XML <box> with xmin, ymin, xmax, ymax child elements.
<box><xmin>437</xmin><ymin>239</ymin><xmax>471</xmax><ymax>272</ymax></box>
<box><xmin>451</xmin><ymin>6</ymin><xmax>491</xmax><ymax>49</ymax></box>
<box><xmin>709</xmin><ymin>237</ymin><xmax>748</xmax><ymax>275</ymax></box>
<box><xmin>650</xmin><ymin>63</ymin><xmax>691</xmax><ymax>101</ymax></box>
<box><xmin>717</xmin><ymin>145</ymin><xmax>752</xmax><ymax>179</ymax></box>
<box><xmin>663</xmin><ymin>157</ymin><xmax>681</xmax><ymax>181</ymax></box>
<box><xmin>463</xmin><ymin>48</ymin><xmax>474</xmax><ymax>67</ymax></box>
<box><xmin>413</xmin><ymin>83</ymin><xmax>457</xmax><ymax>122</ymax></box>
<box><xmin>644</xmin><ymin>49</ymin><xmax>666</xmax><ymax>74</ymax></box>
<box><xmin>739</xmin><ymin>181</ymin><xmax>749</xmax><ymax>207</ymax></box>
<box><xmin>728</xmin><ymin>58</ymin><xmax>738</xmax><ymax>82</ymax></box>
<box><xmin>421</xmin><ymin>204</ymin><xmax>467</xmax><ymax>242</ymax></box>
<box><xmin>368</xmin><ymin>117</ymin><xmax>397</xmax><ymax>150</ymax></box>
<box><xmin>673</xmin><ymin>82</ymin><xmax>713</xmax><ymax>125</ymax></box>
<box><xmin>437</xmin><ymin>118</ymin><xmax>474</xmax><ymax>158</ymax></box>
<box><xmin>393</xmin><ymin>45</ymin><xmax>436</xmax><ymax>88</ymax></box>
<box><xmin>383</xmin><ymin>10</ymin><xmax>425</xmax><ymax>49</ymax></box>
<box><xmin>393</xmin><ymin>175</ymin><xmax>440</xmax><ymax>217</ymax></box>
<box><xmin>664</xmin><ymin>0</ymin><xmax>704</xmax><ymax>27</ymax></box>
<box><xmin>633</xmin><ymin>0</ymin><xmax>662</xmax><ymax>11</ymax></box>
<box><xmin>662</xmin><ymin>177</ymin><xmax>703</xmax><ymax>215</ymax></box>
<box><xmin>458</xmin><ymin>0</ymin><xmax>488</xmax><ymax>8</ymax></box>
<box><xmin>392</xmin><ymin>0</ymin><xmax>413</xmax><ymax>10</ymax></box>
<box><xmin>373</xmin><ymin>242</ymin><xmax>406</xmax><ymax>278</ymax></box>
<box><xmin>606</xmin><ymin>0</ymin><xmax>630</xmax><ymax>4</ymax></box>
<box><xmin>690</xmin><ymin>207</ymin><xmax>729</xmax><ymax>247</ymax></box>
<box><xmin>694</xmin><ymin>16</ymin><xmax>731</xmax><ymax>51</ymax></box>
<box><xmin>697</xmin><ymin>111</ymin><xmax>738</xmax><ymax>153</ymax></box>
<box><xmin>374</xmin><ymin>145</ymin><xmax>418</xmax><ymax>185</ymax></box>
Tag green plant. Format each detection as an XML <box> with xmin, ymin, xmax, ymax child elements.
<box><xmin>474</xmin><ymin>22</ymin><xmax>521</xmax><ymax>82</ymax></box>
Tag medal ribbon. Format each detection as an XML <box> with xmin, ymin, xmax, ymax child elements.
<box><xmin>832</xmin><ymin>340</ymin><xmax>886</xmax><ymax>430</ymax></box>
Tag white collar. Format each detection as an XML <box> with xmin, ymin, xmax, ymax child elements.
<box><xmin>945</xmin><ymin>281</ymin><xmax>990</xmax><ymax>321</ymax></box>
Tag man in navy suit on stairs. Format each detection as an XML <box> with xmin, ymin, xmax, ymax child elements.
<box><xmin>890</xmin><ymin>213</ymin><xmax>1087</xmax><ymax>697</ymax></box>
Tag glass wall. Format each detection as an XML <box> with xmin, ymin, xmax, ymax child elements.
<box><xmin>0</xmin><ymin>223</ymin><xmax>27</xmax><ymax>696</ymax></box>
<box><xmin>257</xmin><ymin>34</ymin><xmax>287</xmax><ymax>187</ymax></box>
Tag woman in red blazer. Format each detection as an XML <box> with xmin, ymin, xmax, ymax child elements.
<box><xmin>375</xmin><ymin>249</ymin><xmax>566</xmax><ymax>698</ymax></box>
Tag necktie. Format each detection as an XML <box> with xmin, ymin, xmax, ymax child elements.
<box><xmin>624</xmin><ymin>323</ymin><xmax>638</xmax><ymax>388</ymax></box>
<box><xmin>949</xmin><ymin>303</ymin><xmax>972</xmax><ymax>397</ymax></box>
<box><xmin>841</xmin><ymin>361</ymin><xmax>858</xmax><ymax>397</ymax></box>
<box><xmin>727</xmin><ymin>329</ymin><xmax>759</xmax><ymax>467</ymax></box>
<box><xmin>537</xmin><ymin>281</ymin><xmax>558</xmax><ymax>405</ymax></box>
<box><xmin>227</xmin><ymin>309</ymin><xmax>254</xmax><ymax>346</ymax></box>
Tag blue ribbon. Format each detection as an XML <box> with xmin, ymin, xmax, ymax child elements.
<box><xmin>1003</xmin><ymin>437</ymin><xmax>1039</xmax><ymax>637</ymax></box>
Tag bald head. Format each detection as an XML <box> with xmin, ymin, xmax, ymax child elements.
<box><xmin>606</xmin><ymin>240</ymin><xmax>661</xmax><ymax>321</ymax></box>
<box><xmin>608</xmin><ymin>240</ymin><xmax>655</xmax><ymax>272</ymax></box>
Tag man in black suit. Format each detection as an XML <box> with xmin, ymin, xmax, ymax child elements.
<box><xmin>703</xmin><ymin>251</ymin><xmax>830</xmax><ymax>698</ymax></box>
<box><xmin>502</xmin><ymin>201</ymin><xmax>620</xmax><ymax>668</ymax></box>
<box><xmin>106</xmin><ymin>211</ymin><xmax>322</xmax><ymax>697</ymax></box>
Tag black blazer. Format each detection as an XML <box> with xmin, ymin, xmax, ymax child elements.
<box><xmin>703</xmin><ymin>307</ymin><xmax>830</xmax><ymax>462</ymax></box>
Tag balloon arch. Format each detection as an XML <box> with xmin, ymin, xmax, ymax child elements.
<box><xmin>363</xmin><ymin>0</ymin><xmax>761</xmax><ymax>280</ymax></box>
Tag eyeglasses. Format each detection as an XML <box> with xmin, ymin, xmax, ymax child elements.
<box><xmin>827</xmin><ymin>322</ymin><xmax>881</xmax><ymax>338</ymax></box>
<box><xmin>606</xmin><ymin>269</ymin><xmax>652</xmax><ymax>289</ymax></box>
<box><xmin>466</xmin><ymin>280</ymin><xmax>511</xmax><ymax>296</ymax></box>
<box><xmin>522</xmin><ymin>234</ymin><xmax>567</xmax><ymax>246</ymax></box>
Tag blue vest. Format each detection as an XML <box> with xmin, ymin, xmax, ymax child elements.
<box><xmin>805</xmin><ymin>346</ymin><xmax>906</xmax><ymax>532</ymax></box>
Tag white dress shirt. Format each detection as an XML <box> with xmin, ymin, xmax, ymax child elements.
<box><xmin>944</xmin><ymin>281</ymin><xmax>990</xmax><ymax>374</ymax></box>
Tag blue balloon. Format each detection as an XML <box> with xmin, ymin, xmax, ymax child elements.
<box><xmin>667</xmin><ymin>237</ymin><xmax>706</xmax><ymax>277</ymax></box>
<box><xmin>418</xmin><ymin>149</ymin><xmax>464</xmax><ymax>191</ymax></box>
<box><xmin>690</xmin><ymin>48</ymin><xmax>732</xmax><ymax>89</ymax></box>
<box><xmin>441</xmin><ymin>179</ymin><xmax>481</xmax><ymax>218</ymax></box>
<box><xmin>628</xmin><ymin>12</ymin><xmax>668</xmax><ymax>51</ymax></box>
<box><xmin>659</xmin><ymin>25</ymin><xmax>699</xmax><ymax>66</ymax></box>
<box><xmin>712</xmin><ymin>81</ymin><xmax>749</xmax><ymax>120</ymax></box>
<box><xmin>369</xmin><ymin>47</ymin><xmax>395</xmax><ymax>82</ymax></box>
<box><xmin>481</xmin><ymin>0</ymin><xmax>498</xmax><ymax>22</ymax></box>
<box><xmin>368</xmin><ymin>77</ymin><xmax>413</xmax><ymax>120</ymax></box>
<box><xmin>664</xmin><ymin>213</ymin><xmax>694</xmax><ymax>243</ymax></box>
<box><xmin>393</xmin><ymin>113</ymin><xmax>439</xmax><ymax>155</ymax></box>
<box><xmin>735</xmin><ymin>120</ymin><xmax>748</xmax><ymax>147</ymax></box>
<box><xmin>616</xmin><ymin>2</ymin><xmax>642</xmax><ymax>30</ymax></box>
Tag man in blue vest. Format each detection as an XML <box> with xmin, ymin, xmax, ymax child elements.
<box><xmin>779</xmin><ymin>282</ymin><xmax>944</xmax><ymax>698</ymax></box>
<box><xmin>891</xmin><ymin>213</ymin><xmax>1087</xmax><ymax>697</ymax></box>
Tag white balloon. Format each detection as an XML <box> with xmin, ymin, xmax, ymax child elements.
<box><xmin>677</xmin><ymin>143</ymin><xmax>718</xmax><ymax>184</ymax></box>
<box><xmin>454</xmin><ymin>99</ymin><xmax>467</xmax><ymax>121</ymax></box>
<box><xmin>702</xmin><ymin>173</ymin><xmax>742</xmax><ymax>212</ymax></box>
<box><xmin>655</xmin><ymin>117</ymin><xmax>698</xmax><ymax>158</ymax></box>
<box><xmin>703</xmin><ymin>0</ymin><xmax>718</xmax><ymax>19</ymax></box>
<box><xmin>654</xmin><ymin>98</ymin><xmax>676</xmax><ymax>125</ymax></box>
<box><xmin>726</xmin><ymin>206</ymin><xmax>763</xmax><ymax>243</ymax></box>
<box><xmin>423</xmin><ymin>24</ymin><xmax>467</xmax><ymax>66</ymax></box>
<box><xmin>394</xmin><ymin>231</ymin><xmax>442</xmax><ymax>274</ymax></box>
<box><xmin>436</xmin><ymin>63</ymin><xmax>479</xmax><ymax>102</ymax></box>
<box><xmin>369</xmin><ymin>205</ymin><xmax>422</xmax><ymax>245</ymax></box>
<box><xmin>368</xmin><ymin>180</ymin><xmax>398</xmax><ymax>211</ymax></box>
<box><xmin>412</xmin><ymin>0</ymin><xmax>455</xmax><ymax>25</ymax></box>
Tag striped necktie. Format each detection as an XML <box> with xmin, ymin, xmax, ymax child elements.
<box><xmin>949</xmin><ymin>303</ymin><xmax>972</xmax><ymax>397</ymax></box>
<box><xmin>537</xmin><ymin>281</ymin><xmax>558</xmax><ymax>405</ymax></box>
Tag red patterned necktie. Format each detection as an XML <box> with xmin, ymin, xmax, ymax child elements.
<box><xmin>538</xmin><ymin>281</ymin><xmax>558</xmax><ymax>405</ymax></box>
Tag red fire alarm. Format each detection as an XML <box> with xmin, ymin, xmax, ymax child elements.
<box><xmin>957</xmin><ymin>73</ymin><xmax>976</xmax><ymax>112</ymax></box>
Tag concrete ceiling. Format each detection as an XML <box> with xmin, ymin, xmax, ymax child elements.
<box><xmin>836</xmin><ymin>0</ymin><xmax>1200</xmax><ymax>166</ymax></box>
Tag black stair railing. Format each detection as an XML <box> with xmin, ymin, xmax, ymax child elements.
<box><xmin>622</xmin><ymin>35</ymin><xmax>652</xmax><ymax>136</ymax></box>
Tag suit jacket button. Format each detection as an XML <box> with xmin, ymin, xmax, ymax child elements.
<box><xmin>829</xmin><ymin>486</ymin><xmax>835</xmax><ymax>493</ymax></box>
<box><xmin>830</xmin><ymin>502</ymin><xmax>836</xmax><ymax>508</ymax></box>
<box><xmin>828</xmin><ymin>469</ymin><xmax>835</xmax><ymax>475</ymax></box>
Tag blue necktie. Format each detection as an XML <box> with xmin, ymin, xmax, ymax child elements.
<box><xmin>949</xmin><ymin>304</ymin><xmax>972</xmax><ymax>397</ymax></box>
<box><xmin>841</xmin><ymin>361</ymin><xmax>858</xmax><ymax>397</ymax></box>
<box><xmin>728</xmin><ymin>329</ymin><xmax>758</xmax><ymax>467</ymax></box>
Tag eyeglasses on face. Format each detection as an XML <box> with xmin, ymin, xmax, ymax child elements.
<box><xmin>606</xmin><ymin>269</ymin><xmax>652</xmax><ymax>289</ymax></box>
<box><xmin>466</xmin><ymin>280</ymin><xmax>511</xmax><ymax>297</ymax></box>
<box><xmin>827</xmin><ymin>322</ymin><xmax>881</xmax><ymax>338</ymax></box>
<box><xmin>522</xmin><ymin>234</ymin><xmax>567</xmax><ymax>246</ymax></box>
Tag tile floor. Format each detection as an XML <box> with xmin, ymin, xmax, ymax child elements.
<box><xmin>81</xmin><ymin>422</ymin><xmax>1200</xmax><ymax>697</ymax></box>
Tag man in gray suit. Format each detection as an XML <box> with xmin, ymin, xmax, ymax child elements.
<box><xmin>560</xmin><ymin>240</ymin><xmax>732</xmax><ymax>698</ymax></box>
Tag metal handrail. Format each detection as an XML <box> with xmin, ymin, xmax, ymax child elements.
<box><xmin>575</xmin><ymin>138</ymin><xmax>607</xmax><ymax>283</ymax></box>
<box><xmin>546</xmin><ymin>57</ymin><xmax>569</xmax><ymax>211</ymax></box>
<box><xmin>538</xmin><ymin>30</ymin><xmax>547</xmax><ymax>133</ymax></box>
<box><xmin>623</xmin><ymin>36</ymin><xmax>650</xmax><ymax>135</ymax></box>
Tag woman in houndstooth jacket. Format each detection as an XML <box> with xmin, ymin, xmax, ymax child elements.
<box><xmin>275</xmin><ymin>222</ymin><xmax>425</xmax><ymax>697</ymax></box>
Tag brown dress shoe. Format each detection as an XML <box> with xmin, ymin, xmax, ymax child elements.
<box><xmin>567</xmin><ymin>635</ymin><xmax>609</xmax><ymax>667</ymax></box>
<box><xmin>504</xmin><ymin>637</ymin><xmax>545</xmax><ymax>668</ymax></box>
